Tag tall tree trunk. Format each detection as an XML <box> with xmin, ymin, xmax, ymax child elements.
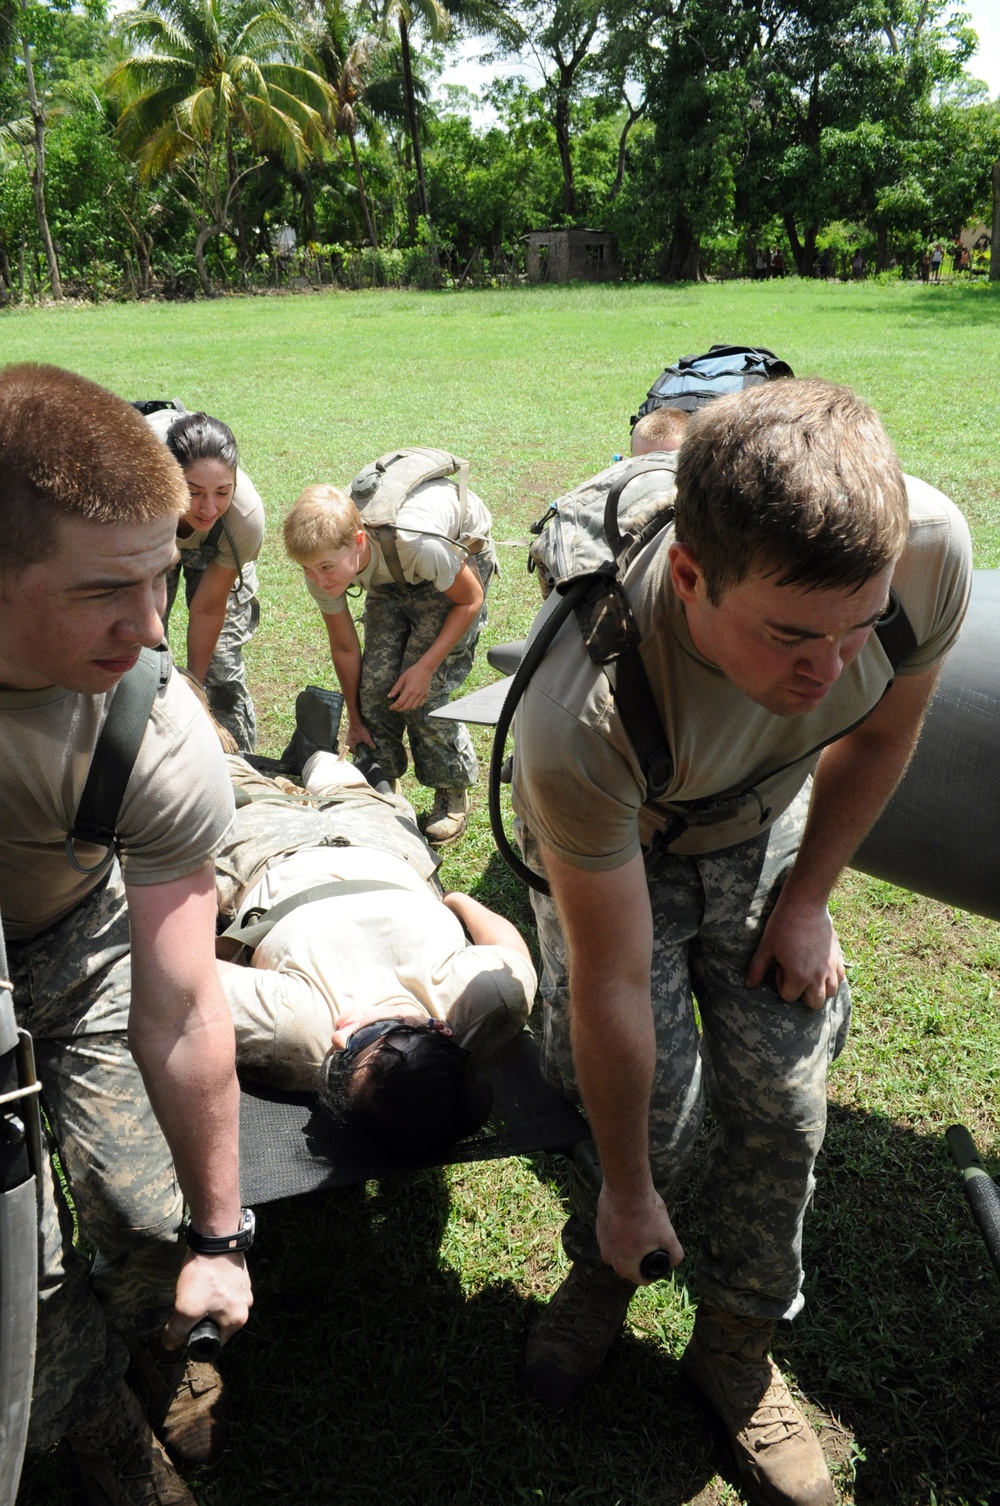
<box><xmin>194</xmin><ymin>223</ymin><xmax>224</xmax><ymax>296</ymax></box>
<box><xmin>991</xmin><ymin>160</ymin><xmax>1000</xmax><ymax>282</ymax></box>
<box><xmin>554</xmin><ymin>68</ymin><xmax>575</xmax><ymax>219</ymax></box>
<box><xmin>663</xmin><ymin>213</ymin><xmax>699</xmax><ymax>281</ymax></box>
<box><xmin>783</xmin><ymin>215</ymin><xmax>817</xmax><ymax>277</ymax></box>
<box><xmin>398</xmin><ymin>17</ymin><xmax>429</xmax><ymax>224</ymax></box>
<box><xmin>609</xmin><ymin>100</ymin><xmax>643</xmax><ymax>203</ymax></box>
<box><xmin>349</xmin><ymin>129</ymin><xmax>379</xmax><ymax>250</ymax></box>
<box><xmin>20</xmin><ymin>35</ymin><xmax>62</xmax><ymax>300</ymax></box>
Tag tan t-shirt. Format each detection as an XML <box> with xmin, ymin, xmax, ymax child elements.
<box><xmin>304</xmin><ymin>478</ymin><xmax>492</xmax><ymax>615</ymax></box>
<box><xmin>512</xmin><ymin>475</ymin><xmax>972</xmax><ymax>869</ymax></box>
<box><xmin>0</xmin><ymin>669</ymin><xmax>236</xmax><ymax>940</ymax></box>
<box><xmin>144</xmin><ymin>407</ymin><xmax>264</xmax><ymax>572</ymax></box>
<box><xmin>222</xmin><ymin>843</ymin><xmax>536</xmax><ymax>1090</ymax></box>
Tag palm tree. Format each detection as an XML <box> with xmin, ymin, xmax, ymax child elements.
<box><xmin>376</xmin><ymin>0</ymin><xmax>447</xmax><ymax>226</ymax></box>
<box><xmin>108</xmin><ymin>0</ymin><xmax>333</xmax><ymax>293</ymax></box>
<box><xmin>312</xmin><ymin>0</ymin><xmax>387</xmax><ymax>248</ymax></box>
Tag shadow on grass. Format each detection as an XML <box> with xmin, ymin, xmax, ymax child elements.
<box><xmin>823</xmin><ymin>281</ymin><xmax>1000</xmax><ymax>327</ymax></box>
<box><xmin>15</xmin><ymin>1105</ymin><xmax>1000</xmax><ymax>1506</ymax></box>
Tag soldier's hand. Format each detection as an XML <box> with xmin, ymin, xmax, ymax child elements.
<box><xmin>746</xmin><ymin>889</ymin><xmax>845</xmax><ymax>1009</ymax></box>
<box><xmin>162</xmin><ymin>1250</ymin><xmax>253</xmax><ymax>1351</ymax></box>
<box><xmin>595</xmin><ymin>1182</ymin><xmax>684</xmax><ymax>1286</ymax></box>
<box><xmin>388</xmin><ymin>661</ymin><xmax>433</xmax><ymax>711</ymax></box>
<box><xmin>347</xmin><ymin>719</ymin><xmax>376</xmax><ymax>752</ymax></box>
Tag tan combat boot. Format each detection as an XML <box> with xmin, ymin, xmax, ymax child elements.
<box><xmin>682</xmin><ymin>1304</ymin><xmax>835</xmax><ymax>1506</ymax></box>
<box><xmin>521</xmin><ymin>1260</ymin><xmax>637</xmax><ymax>1408</ymax></box>
<box><xmin>424</xmin><ymin>788</ymin><xmax>470</xmax><ymax>845</ymax></box>
<box><xmin>67</xmin><ymin>1378</ymin><xmax>198</xmax><ymax>1506</ymax></box>
<box><xmin>127</xmin><ymin>1332</ymin><xmax>230</xmax><ymax>1468</ymax></box>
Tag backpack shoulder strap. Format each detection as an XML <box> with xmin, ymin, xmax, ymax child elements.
<box><xmin>874</xmin><ymin>589</ymin><xmax>917</xmax><ymax>672</ymax></box>
<box><xmin>65</xmin><ymin>646</ymin><xmax>171</xmax><ymax>875</ymax></box>
<box><xmin>354</xmin><ymin>449</ymin><xmax>471</xmax><ymax>588</ymax></box>
<box><xmin>200</xmin><ymin>515</ymin><xmax>244</xmax><ymax>592</ymax></box>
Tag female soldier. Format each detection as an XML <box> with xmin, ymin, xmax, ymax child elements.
<box><xmin>147</xmin><ymin>407</ymin><xmax>264</xmax><ymax>752</ymax></box>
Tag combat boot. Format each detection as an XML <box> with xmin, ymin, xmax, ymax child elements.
<box><xmin>67</xmin><ymin>1378</ymin><xmax>197</xmax><ymax>1506</ymax></box>
<box><xmin>521</xmin><ymin>1260</ymin><xmax>637</xmax><ymax>1408</ymax></box>
<box><xmin>127</xmin><ymin>1332</ymin><xmax>230</xmax><ymax>1468</ymax></box>
<box><xmin>424</xmin><ymin>788</ymin><xmax>469</xmax><ymax>845</ymax></box>
<box><xmin>277</xmin><ymin>685</ymin><xmax>344</xmax><ymax>774</ymax></box>
<box><xmin>682</xmin><ymin>1304</ymin><xmax>835</xmax><ymax>1506</ymax></box>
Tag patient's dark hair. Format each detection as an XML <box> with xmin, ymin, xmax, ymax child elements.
<box><xmin>165</xmin><ymin>412</ymin><xmax>239</xmax><ymax>475</ymax></box>
<box><xmin>318</xmin><ymin>1027</ymin><xmax>493</xmax><ymax>1159</ymax></box>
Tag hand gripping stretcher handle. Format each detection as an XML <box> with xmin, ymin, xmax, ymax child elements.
<box><xmin>572</xmin><ymin>1141</ymin><xmax>675</xmax><ymax>1284</ymax></box>
<box><xmin>638</xmin><ymin>1249</ymin><xmax>674</xmax><ymax>1282</ymax></box>
<box><xmin>187</xmin><ymin>1318</ymin><xmax>223</xmax><ymax>1362</ymax></box>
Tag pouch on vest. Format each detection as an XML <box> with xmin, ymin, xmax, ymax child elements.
<box><xmin>350</xmin><ymin>447</ymin><xmax>474</xmax><ymax>588</ymax></box>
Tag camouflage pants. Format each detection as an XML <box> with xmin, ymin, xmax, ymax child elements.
<box><xmin>359</xmin><ymin>547</ymin><xmax>495</xmax><ymax>790</ymax></box>
<box><xmin>9</xmin><ymin>864</ymin><xmax>184</xmax><ymax>1450</ymax></box>
<box><xmin>523</xmin><ymin>786</ymin><xmax>851</xmax><ymax>1321</ymax></box>
<box><xmin>165</xmin><ymin>550</ymin><xmax>260</xmax><ymax>754</ymax></box>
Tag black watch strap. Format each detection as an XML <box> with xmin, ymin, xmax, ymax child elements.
<box><xmin>186</xmin><ymin>1207</ymin><xmax>255</xmax><ymax>1255</ymax></box>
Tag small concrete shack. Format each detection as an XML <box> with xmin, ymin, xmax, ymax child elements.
<box><xmin>525</xmin><ymin>229</ymin><xmax>620</xmax><ymax>283</ymax></box>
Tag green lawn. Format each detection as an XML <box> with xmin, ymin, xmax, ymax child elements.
<box><xmin>8</xmin><ymin>279</ymin><xmax>1000</xmax><ymax>1506</ymax></box>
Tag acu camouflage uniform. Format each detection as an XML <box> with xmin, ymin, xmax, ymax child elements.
<box><xmin>360</xmin><ymin>547</ymin><xmax>495</xmax><ymax>790</ymax></box>
<box><xmin>9</xmin><ymin>863</ymin><xmax>184</xmax><ymax>1451</ymax></box>
<box><xmin>521</xmin><ymin>781</ymin><xmax>851</xmax><ymax>1320</ymax></box>
<box><xmin>165</xmin><ymin>552</ymin><xmax>260</xmax><ymax>755</ymax></box>
<box><xmin>217</xmin><ymin>758</ymin><xmax>443</xmax><ymax>918</ymax></box>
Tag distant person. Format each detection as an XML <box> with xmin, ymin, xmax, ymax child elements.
<box><xmin>772</xmin><ymin>248</ymin><xmax>786</xmax><ymax>277</ymax></box>
<box><xmin>851</xmin><ymin>248</ymin><xmax>865</xmax><ymax>279</ymax></box>
<box><xmin>145</xmin><ymin>407</ymin><xmax>264</xmax><ymax>752</ymax></box>
<box><xmin>818</xmin><ymin>249</ymin><xmax>832</xmax><ymax>279</ymax></box>
<box><xmin>282</xmin><ymin>460</ymin><xmax>495</xmax><ymax>846</ymax></box>
<box><xmin>755</xmin><ymin>249</ymin><xmax>769</xmax><ymax>280</ymax></box>
<box><xmin>930</xmin><ymin>243</ymin><xmax>944</xmax><ymax>282</ymax></box>
<box><xmin>920</xmin><ymin>250</ymin><xmax>931</xmax><ymax>283</ymax></box>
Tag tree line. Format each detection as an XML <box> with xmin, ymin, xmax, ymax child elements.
<box><xmin>1</xmin><ymin>0</ymin><xmax>999</xmax><ymax>301</ymax></box>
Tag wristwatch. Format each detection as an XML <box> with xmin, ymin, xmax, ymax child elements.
<box><xmin>186</xmin><ymin>1207</ymin><xmax>255</xmax><ymax>1256</ymax></box>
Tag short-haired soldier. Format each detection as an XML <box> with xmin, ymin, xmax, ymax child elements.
<box><xmin>512</xmin><ymin>380</ymin><xmax>972</xmax><ymax>1505</ymax></box>
<box><xmin>0</xmin><ymin>365</ymin><xmax>250</xmax><ymax>1505</ymax></box>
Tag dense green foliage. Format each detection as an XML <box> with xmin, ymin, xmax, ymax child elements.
<box><xmin>0</xmin><ymin>0</ymin><xmax>998</xmax><ymax>292</ymax></box>
<box><xmin>8</xmin><ymin>277</ymin><xmax>1000</xmax><ymax>1506</ymax></box>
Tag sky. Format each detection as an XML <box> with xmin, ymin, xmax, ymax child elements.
<box><xmin>435</xmin><ymin>0</ymin><xmax>1000</xmax><ymax>114</ymax></box>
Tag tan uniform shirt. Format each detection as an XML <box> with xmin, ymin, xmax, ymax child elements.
<box><xmin>0</xmin><ymin>669</ymin><xmax>236</xmax><ymax>939</ymax></box>
<box><xmin>222</xmin><ymin>843</ymin><xmax>536</xmax><ymax>1090</ymax></box>
<box><xmin>513</xmin><ymin>476</ymin><xmax>972</xmax><ymax>868</ymax></box>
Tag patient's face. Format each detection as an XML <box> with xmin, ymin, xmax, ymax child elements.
<box><xmin>331</xmin><ymin>1001</ymin><xmax>429</xmax><ymax>1053</ymax></box>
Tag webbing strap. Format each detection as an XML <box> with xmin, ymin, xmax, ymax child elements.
<box><xmin>874</xmin><ymin>589</ymin><xmax>918</xmax><ymax>671</ymax></box>
<box><xmin>201</xmin><ymin>514</ymin><xmax>244</xmax><ymax>592</ymax></box>
<box><xmin>65</xmin><ymin>646</ymin><xmax>170</xmax><ymax>875</ymax></box>
<box><xmin>221</xmin><ymin>879</ymin><xmax>410</xmax><ymax>952</ymax></box>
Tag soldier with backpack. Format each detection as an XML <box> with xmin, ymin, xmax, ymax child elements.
<box><xmin>282</xmin><ymin>449</ymin><xmax>496</xmax><ymax>845</ymax></box>
<box><xmin>510</xmin><ymin>377</ymin><xmax>971</xmax><ymax>1505</ymax></box>
<box><xmin>142</xmin><ymin>404</ymin><xmax>264</xmax><ymax>754</ymax></box>
<box><xmin>0</xmin><ymin>365</ymin><xmax>250</xmax><ymax>1505</ymax></box>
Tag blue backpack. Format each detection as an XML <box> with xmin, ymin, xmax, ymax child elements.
<box><xmin>631</xmin><ymin>344</ymin><xmax>794</xmax><ymax>428</ymax></box>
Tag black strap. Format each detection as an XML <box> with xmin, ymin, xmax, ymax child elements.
<box><xmin>200</xmin><ymin>514</ymin><xmax>244</xmax><ymax>592</ymax></box>
<box><xmin>221</xmin><ymin>879</ymin><xmax>410</xmax><ymax>952</ymax></box>
<box><xmin>65</xmin><ymin>646</ymin><xmax>170</xmax><ymax>876</ymax></box>
<box><xmin>363</xmin><ymin>523</ymin><xmax>472</xmax><ymax>591</ymax></box>
<box><xmin>874</xmin><ymin>589</ymin><xmax>918</xmax><ymax>671</ymax></box>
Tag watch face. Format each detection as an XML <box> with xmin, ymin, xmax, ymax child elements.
<box><xmin>240</xmin><ymin>1208</ymin><xmax>256</xmax><ymax>1246</ymax></box>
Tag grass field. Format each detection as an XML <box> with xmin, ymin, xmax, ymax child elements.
<box><xmin>7</xmin><ymin>279</ymin><xmax>1000</xmax><ymax>1506</ymax></box>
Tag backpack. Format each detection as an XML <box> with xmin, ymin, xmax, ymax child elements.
<box><xmin>490</xmin><ymin>460</ymin><xmax>918</xmax><ymax>896</ymax></box>
<box><xmin>631</xmin><ymin>344</ymin><xmax>794</xmax><ymax>428</ymax></box>
<box><xmin>350</xmin><ymin>447</ymin><xmax>475</xmax><ymax>588</ymax></box>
